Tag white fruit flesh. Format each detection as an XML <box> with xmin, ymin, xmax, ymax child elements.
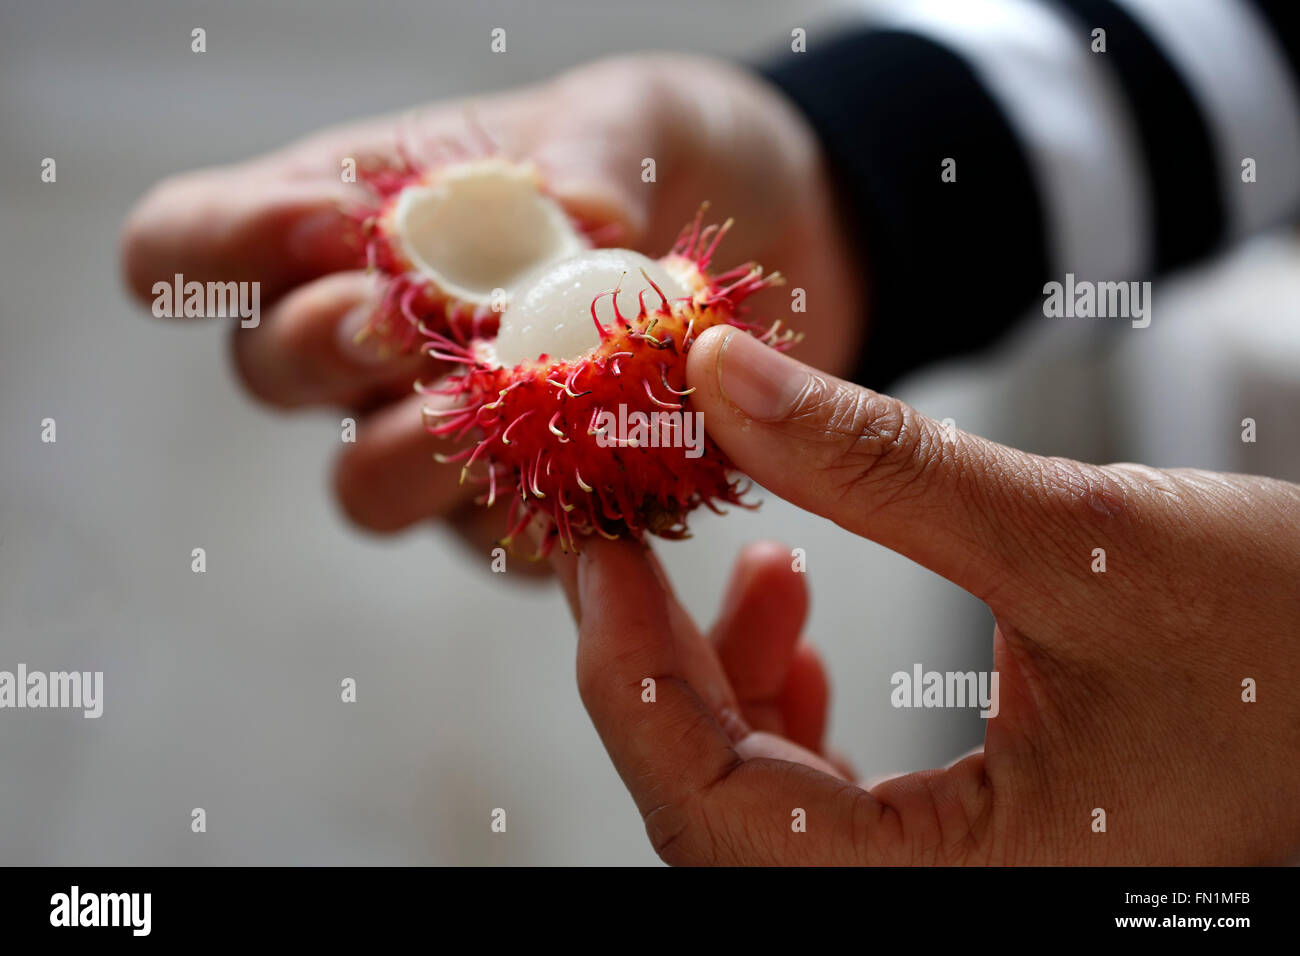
<box><xmin>392</xmin><ymin>158</ymin><xmax>584</xmax><ymax>305</ymax></box>
<box><xmin>494</xmin><ymin>249</ymin><xmax>691</xmax><ymax>367</ymax></box>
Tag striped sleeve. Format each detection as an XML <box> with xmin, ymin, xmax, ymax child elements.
<box><xmin>760</xmin><ymin>0</ymin><xmax>1300</xmax><ymax>388</ymax></box>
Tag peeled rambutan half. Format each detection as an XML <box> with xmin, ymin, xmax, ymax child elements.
<box><xmin>354</xmin><ymin>153</ymin><xmax>593</xmax><ymax>349</ymax></box>
<box><xmin>420</xmin><ymin>211</ymin><xmax>798</xmax><ymax>555</ymax></box>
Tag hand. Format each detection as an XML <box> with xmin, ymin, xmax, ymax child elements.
<box><xmin>553</xmin><ymin>326</ymin><xmax>1300</xmax><ymax>865</ymax></box>
<box><xmin>119</xmin><ymin>54</ymin><xmax>861</xmax><ymax>555</ymax></box>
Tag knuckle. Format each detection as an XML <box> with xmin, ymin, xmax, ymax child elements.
<box><xmin>1034</xmin><ymin>458</ymin><xmax>1134</xmax><ymax>534</ymax></box>
<box><xmin>556</xmin><ymin>53</ymin><xmax>668</xmax><ymax>103</ymax></box>
<box><xmin>848</xmin><ymin>787</ymin><xmax>902</xmax><ymax>863</ymax></box>
<box><xmin>572</xmin><ymin>654</ymin><xmax>611</xmax><ymax>713</ymax></box>
<box><xmin>815</xmin><ymin>386</ymin><xmax>934</xmax><ymax>502</ymax></box>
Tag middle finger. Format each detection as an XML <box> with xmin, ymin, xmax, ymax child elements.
<box><xmin>230</xmin><ymin>271</ymin><xmax>431</xmax><ymax>409</ymax></box>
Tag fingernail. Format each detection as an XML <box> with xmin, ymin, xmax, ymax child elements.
<box><xmin>336</xmin><ymin>303</ymin><xmax>395</xmax><ymax>367</ymax></box>
<box><xmin>716</xmin><ymin>329</ymin><xmax>810</xmax><ymax>422</ymax></box>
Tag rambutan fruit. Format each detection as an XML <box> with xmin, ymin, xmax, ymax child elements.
<box><xmin>353</xmin><ymin>151</ymin><xmax>594</xmax><ymax>350</ymax></box>
<box><xmin>420</xmin><ymin>210</ymin><xmax>798</xmax><ymax>555</ymax></box>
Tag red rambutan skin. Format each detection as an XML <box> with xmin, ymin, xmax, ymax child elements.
<box><xmin>421</xmin><ymin>214</ymin><xmax>797</xmax><ymax>555</ymax></box>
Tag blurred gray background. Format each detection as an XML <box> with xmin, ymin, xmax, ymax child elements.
<box><xmin>2</xmin><ymin>0</ymin><xmax>1297</xmax><ymax>865</ymax></box>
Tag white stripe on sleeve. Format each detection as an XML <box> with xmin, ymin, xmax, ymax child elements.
<box><xmin>874</xmin><ymin>0</ymin><xmax>1153</xmax><ymax>282</ymax></box>
<box><xmin>1115</xmin><ymin>0</ymin><xmax>1300</xmax><ymax>239</ymax></box>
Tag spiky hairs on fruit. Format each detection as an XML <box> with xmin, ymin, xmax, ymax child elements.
<box><xmin>419</xmin><ymin>205</ymin><xmax>800</xmax><ymax>556</ymax></box>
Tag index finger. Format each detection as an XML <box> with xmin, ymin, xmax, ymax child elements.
<box><xmin>120</xmin><ymin>167</ymin><xmax>363</xmax><ymax>308</ymax></box>
<box><xmin>565</xmin><ymin>539</ymin><xmax>882</xmax><ymax>866</ymax></box>
<box><xmin>568</xmin><ymin>539</ymin><xmax>745</xmax><ymax>826</ymax></box>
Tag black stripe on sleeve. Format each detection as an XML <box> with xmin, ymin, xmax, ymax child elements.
<box><xmin>760</xmin><ymin>28</ymin><xmax>1051</xmax><ymax>390</ymax></box>
<box><xmin>1050</xmin><ymin>0</ymin><xmax>1225</xmax><ymax>271</ymax></box>
<box><xmin>1246</xmin><ymin>0</ymin><xmax>1300</xmax><ymax>96</ymax></box>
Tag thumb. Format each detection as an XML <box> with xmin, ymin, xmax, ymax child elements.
<box><xmin>686</xmin><ymin>326</ymin><xmax>1128</xmax><ymax>604</ymax></box>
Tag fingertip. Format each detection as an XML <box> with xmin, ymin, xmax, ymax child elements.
<box><xmin>711</xmin><ymin>542</ymin><xmax>810</xmax><ymax>703</ymax></box>
<box><xmin>717</xmin><ymin>539</ymin><xmax>809</xmax><ymax>641</ymax></box>
<box><xmin>741</xmin><ymin>539</ymin><xmax>809</xmax><ymax>607</ymax></box>
<box><xmin>574</xmin><ymin>534</ymin><xmax>657</xmax><ymax>617</ymax></box>
<box><xmin>332</xmin><ymin>438</ymin><xmax>407</xmax><ymax>535</ymax></box>
<box><xmin>738</xmin><ymin>538</ymin><xmax>798</xmax><ymax>572</ymax></box>
<box><xmin>570</xmin><ymin>536</ymin><xmax>685</xmax><ymax>731</ymax></box>
<box><xmin>119</xmin><ymin>178</ymin><xmax>177</xmax><ymax>304</ymax></box>
<box><xmin>330</xmin><ymin>392</ymin><xmax>469</xmax><ymax>535</ymax></box>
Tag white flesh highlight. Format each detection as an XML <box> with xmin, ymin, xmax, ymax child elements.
<box><xmin>493</xmin><ymin>249</ymin><xmax>690</xmax><ymax>367</ymax></box>
<box><xmin>392</xmin><ymin>158</ymin><xmax>584</xmax><ymax>305</ymax></box>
